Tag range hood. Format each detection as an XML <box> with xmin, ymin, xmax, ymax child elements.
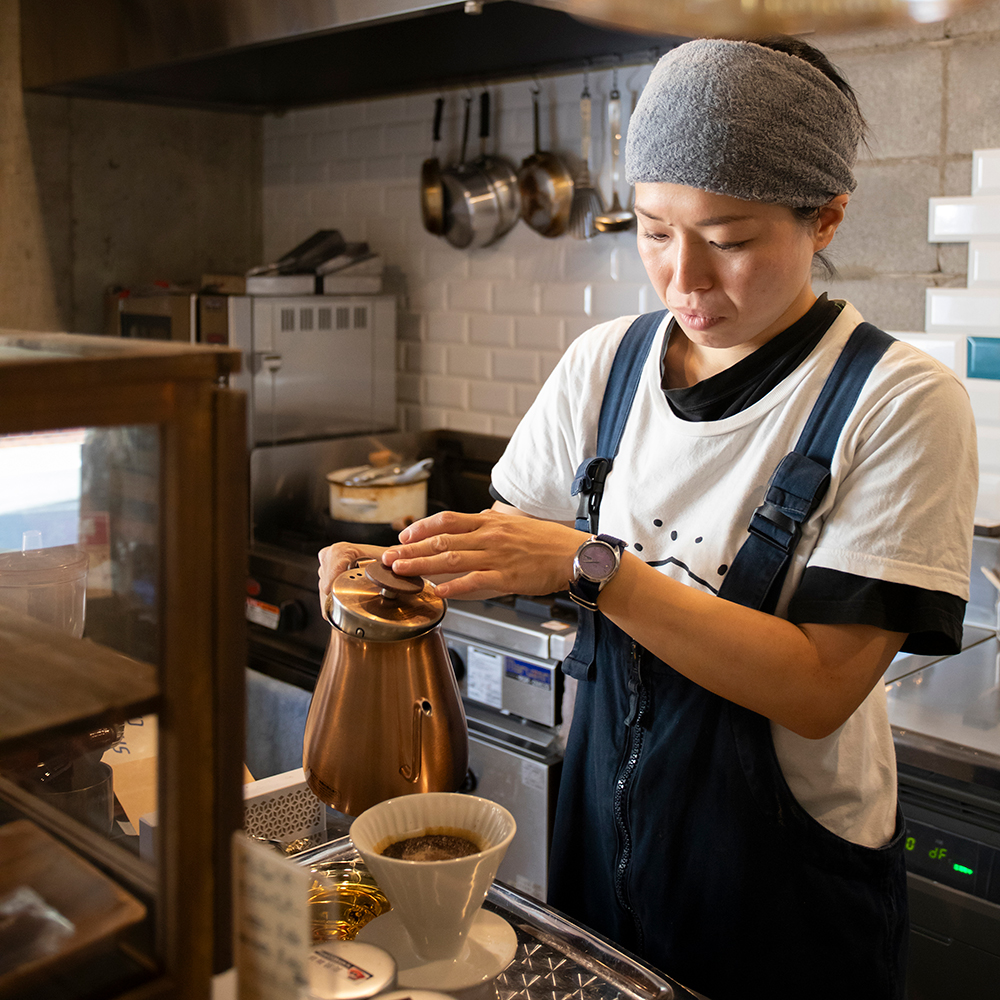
<box><xmin>20</xmin><ymin>0</ymin><xmax>685</xmax><ymax>112</ymax></box>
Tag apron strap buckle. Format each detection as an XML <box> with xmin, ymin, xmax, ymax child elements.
<box><xmin>747</xmin><ymin>500</ymin><xmax>801</xmax><ymax>553</ymax></box>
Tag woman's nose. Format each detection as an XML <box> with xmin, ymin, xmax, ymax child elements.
<box><xmin>672</xmin><ymin>241</ymin><xmax>713</xmax><ymax>294</ymax></box>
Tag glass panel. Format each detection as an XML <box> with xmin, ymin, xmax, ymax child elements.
<box><xmin>0</xmin><ymin>425</ymin><xmax>162</xmax><ymax>996</ymax></box>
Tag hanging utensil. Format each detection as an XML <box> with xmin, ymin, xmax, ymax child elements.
<box><xmin>595</xmin><ymin>71</ymin><xmax>636</xmax><ymax>234</ymax></box>
<box><xmin>474</xmin><ymin>89</ymin><xmax>521</xmax><ymax>242</ymax></box>
<box><xmin>421</xmin><ymin>96</ymin><xmax>447</xmax><ymax>236</ymax></box>
<box><xmin>517</xmin><ymin>86</ymin><xmax>574</xmax><ymax>239</ymax></box>
<box><xmin>442</xmin><ymin>95</ymin><xmax>502</xmax><ymax>249</ymax></box>
<box><xmin>570</xmin><ymin>76</ymin><xmax>605</xmax><ymax>240</ymax></box>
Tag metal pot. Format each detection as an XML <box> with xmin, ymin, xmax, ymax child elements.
<box><xmin>326</xmin><ymin>460</ymin><xmax>432</xmax><ymax>526</ymax></box>
<box><xmin>421</xmin><ymin>96</ymin><xmax>447</xmax><ymax>236</ymax></box>
<box><xmin>474</xmin><ymin>90</ymin><xmax>521</xmax><ymax>242</ymax></box>
<box><xmin>518</xmin><ymin>87</ymin><xmax>574</xmax><ymax>238</ymax></box>
<box><xmin>442</xmin><ymin>95</ymin><xmax>502</xmax><ymax>249</ymax></box>
<box><xmin>303</xmin><ymin>560</ymin><xmax>469</xmax><ymax>816</ymax></box>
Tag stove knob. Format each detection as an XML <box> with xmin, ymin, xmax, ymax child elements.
<box><xmin>278</xmin><ymin>599</ymin><xmax>307</xmax><ymax>634</ymax></box>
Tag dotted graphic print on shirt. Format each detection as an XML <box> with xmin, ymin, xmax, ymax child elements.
<box><xmin>632</xmin><ymin>518</ymin><xmax>729</xmax><ymax>595</ymax></box>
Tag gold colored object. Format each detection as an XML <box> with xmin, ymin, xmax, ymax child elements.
<box><xmin>304</xmin><ymin>563</ymin><xmax>469</xmax><ymax>817</ymax></box>
<box><xmin>309</xmin><ymin>860</ymin><xmax>392</xmax><ymax>942</ymax></box>
<box><xmin>535</xmin><ymin>0</ymin><xmax>985</xmax><ymax>37</ymax></box>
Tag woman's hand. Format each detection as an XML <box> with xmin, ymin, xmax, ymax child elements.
<box><xmin>317</xmin><ymin>541</ymin><xmax>386</xmax><ymax>613</ymax></box>
<box><xmin>381</xmin><ymin>508</ymin><xmax>585</xmax><ymax>599</ymax></box>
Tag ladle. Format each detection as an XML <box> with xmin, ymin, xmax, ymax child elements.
<box><xmin>594</xmin><ymin>74</ymin><xmax>635</xmax><ymax>234</ymax></box>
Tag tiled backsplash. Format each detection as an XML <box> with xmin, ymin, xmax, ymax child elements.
<box><xmin>263</xmin><ymin>66</ymin><xmax>657</xmax><ymax>441</ymax></box>
<box><xmin>924</xmin><ymin>148</ymin><xmax>1000</xmax><ymax>501</ymax></box>
<box><xmin>262</xmin><ymin>90</ymin><xmax>1000</xmax><ymax>499</ymax></box>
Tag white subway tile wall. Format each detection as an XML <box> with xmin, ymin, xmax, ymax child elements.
<box><xmin>264</xmin><ymin>88</ymin><xmax>1000</xmax><ymax>486</ymax></box>
<box><xmin>968</xmin><ymin>243</ymin><xmax>1000</xmax><ymax>287</ymax></box>
<box><xmin>924</xmin><ymin>149</ymin><xmax>1000</xmax><ymax>489</ymax></box>
<box><xmin>262</xmin><ymin>68</ymin><xmax>656</xmax><ymax>437</ymax></box>
<box><xmin>973</xmin><ymin>149</ymin><xmax>1000</xmax><ymax>197</ymax></box>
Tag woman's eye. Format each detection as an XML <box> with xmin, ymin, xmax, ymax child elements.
<box><xmin>641</xmin><ymin>230</ymin><xmax>669</xmax><ymax>242</ymax></box>
<box><xmin>711</xmin><ymin>240</ymin><xmax>750</xmax><ymax>251</ymax></box>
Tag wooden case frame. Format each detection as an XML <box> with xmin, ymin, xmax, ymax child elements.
<box><xmin>0</xmin><ymin>331</ymin><xmax>247</xmax><ymax>1000</ymax></box>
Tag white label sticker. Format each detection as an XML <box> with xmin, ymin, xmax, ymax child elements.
<box><xmin>233</xmin><ymin>834</ymin><xmax>310</xmax><ymax>1000</ymax></box>
<box><xmin>541</xmin><ymin>619</ymin><xmax>571</xmax><ymax>631</ymax></box>
<box><xmin>466</xmin><ymin>646</ymin><xmax>504</xmax><ymax>708</ymax></box>
<box><xmin>521</xmin><ymin>759</ymin><xmax>546</xmax><ymax>793</ymax></box>
<box><xmin>246</xmin><ymin>597</ymin><xmax>280</xmax><ymax>630</ymax></box>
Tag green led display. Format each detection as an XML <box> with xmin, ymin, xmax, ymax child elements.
<box><xmin>953</xmin><ymin>863</ymin><xmax>974</xmax><ymax>876</ymax></box>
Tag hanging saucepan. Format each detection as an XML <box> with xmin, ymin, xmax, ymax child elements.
<box><xmin>517</xmin><ymin>87</ymin><xmax>574</xmax><ymax>238</ymax></box>
<box><xmin>474</xmin><ymin>90</ymin><xmax>521</xmax><ymax>242</ymax></box>
<box><xmin>442</xmin><ymin>95</ymin><xmax>502</xmax><ymax>249</ymax></box>
<box><xmin>421</xmin><ymin>96</ymin><xmax>447</xmax><ymax>236</ymax></box>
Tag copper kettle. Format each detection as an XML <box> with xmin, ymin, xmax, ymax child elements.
<box><xmin>302</xmin><ymin>560</ymin><xmax>469</xmax><ymax>817</ymax></box>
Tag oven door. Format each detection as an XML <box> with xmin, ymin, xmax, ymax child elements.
<box><xmin>464</xmin><ymin>703</ymin><xmax>563</xmax><ymax>903</ymax></box>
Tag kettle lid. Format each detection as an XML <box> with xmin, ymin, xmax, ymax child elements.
<box><xmin>329</xmin><ymin>561</ymin><xmax>445</xmax><ymax>640</ymax></box>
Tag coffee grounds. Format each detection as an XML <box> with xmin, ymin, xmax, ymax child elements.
<box><xmin>380</xmin><ymin>834</ymin><xmax>479</xmax><ymax>861</ymax></box>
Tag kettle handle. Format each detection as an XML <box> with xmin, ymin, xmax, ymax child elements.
<box><xmin>399</xmin><ymin>698</ymin><xmax>433</xmax><ymax>782</ymax></box>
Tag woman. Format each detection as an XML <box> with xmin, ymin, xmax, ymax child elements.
<box><xmin>319</xmin><ymin>37</ymin><xmax>977</xmax><ymax>999</ymax></box>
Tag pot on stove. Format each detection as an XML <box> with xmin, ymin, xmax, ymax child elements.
<box><xmin>325</xmin><ymin>458</ymin><xmax>433</xmax><ymax>535</ymax></box>
<box><xmin>302</xmin><ymin>559</ymin><xmax>469</xmax><ymax>817</ymax></box>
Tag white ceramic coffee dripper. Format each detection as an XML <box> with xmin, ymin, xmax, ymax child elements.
<box><xmin>349</xmin><ymin>792</ymin><xmax>516</xmax><ymax>962</ymax></box>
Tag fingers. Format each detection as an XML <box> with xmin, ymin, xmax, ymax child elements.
<box><xmin>317</xmin><ymin>541</ymin><xmax>385</xmax><ymax>609</ymax></box>
<box><xmin>382</xmin><ymin>533</ymin><xmax>489</xmax><ymax>580</ymax></box>
<box><xmin>397</xmin><ymin>510</ymin><xmax>490</xmax><ymax>544</ymax></box>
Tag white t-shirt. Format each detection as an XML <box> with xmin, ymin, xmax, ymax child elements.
<box><xmin>492</xmin><ymin>302</ymin><xmax>978</xmax><ymax>848</ymax></box>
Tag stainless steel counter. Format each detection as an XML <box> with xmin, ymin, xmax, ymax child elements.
<box><xmin>292</xmin><ymin>835</ymin><xmax>704</xmax><ymax>1000</ymax></box>
<box><xmin>886</xmin><ymin>630</ymin><xmax>1000</xmax><ymax>791</ymax></box>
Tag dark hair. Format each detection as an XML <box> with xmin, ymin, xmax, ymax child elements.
<box><xmin>752</xmin><ymin>35</ymin><xmax>866</xmax><ymax>278</ymax></box>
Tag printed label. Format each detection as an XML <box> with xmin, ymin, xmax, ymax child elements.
<box><xmin>466</xmin><ymin>646</ymin><xmax>504</xmax><ymax>708</ymax></box>
<box><xmin>505</xmin><ymin>657</ymin><xmax>552</xmax><ymax>690</ymax></box>
<box><xmin>246</xmin><ymin>597</ymin><xmax>280</xmax><ymax>630</ymax></box>
<box><xmin>233</xmin><ymin>835</ymin><xmax>310</xmax><ymax>1000</ymax></box>
<box><xmin>520</xmin><ymin>759</ymin><xmax>547</xmax><ymax>793</ymax></box>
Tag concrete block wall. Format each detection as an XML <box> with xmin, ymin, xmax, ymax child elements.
<box><xmin>261</xmin><ymin>5</ymin><xmax>1000</xmax><ymax>478</ymax></box>
<box><xmin>0</xmin><ymin>0</ymin><xmax>263</xmax><ymax>336</ymax></box>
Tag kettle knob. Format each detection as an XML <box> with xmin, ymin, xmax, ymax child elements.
<box><xmin>364</xmin><ymin>561</ymin><xmax>424</xmax><ymax>601</ymax></box>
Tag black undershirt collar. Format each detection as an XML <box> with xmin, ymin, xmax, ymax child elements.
<box><xmin>662</xmin><ymin>294</ymin><xmax>843</xmax><ymax>422</ymax></box>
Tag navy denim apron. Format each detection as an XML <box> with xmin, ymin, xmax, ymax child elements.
<box><xmin>550</xmin><ymin>313</ymin><xmax>909</xmax><ymax>1000</ymax></box>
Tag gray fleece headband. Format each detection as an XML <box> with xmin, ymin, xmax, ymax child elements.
<box><xmin>625</xmin><ymin>39</ymin><xmax>862</xmax><ymax>207</ymax></box>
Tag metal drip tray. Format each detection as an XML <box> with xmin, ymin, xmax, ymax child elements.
<box><xmin>292</xmin><ymin>836</ymin><xmax>696</xmax><ymax>1000</ymax></box>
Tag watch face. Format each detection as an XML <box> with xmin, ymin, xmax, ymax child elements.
<box><xmin>578</xmin><ymin>542</ymin><xmax>617</xmax><ymax>581</ymax></box>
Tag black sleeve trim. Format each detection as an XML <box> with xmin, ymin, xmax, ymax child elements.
<box><xmin>787</xmin><ymin>567</ymin><xmax>965</xmax><ymax>656</ymax></box>
<box><xmin>489</xmin><ymin>484</ymin><xmax>513</xmax><ymax>506</ymax></box>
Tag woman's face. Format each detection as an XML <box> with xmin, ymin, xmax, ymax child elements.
<box><xmin>634</xmin><ymin>182</ymin><xmax>847</xmax><ymax>355</ymax></box>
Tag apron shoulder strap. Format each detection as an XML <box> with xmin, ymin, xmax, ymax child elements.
<box><xmin>563</xmin><ymin>311</ymin><xmax>665</xmax><ymax>681</ymax></box>
<box><xmin>718</xmin><ymin>322</ymin><xmax>895</xmax><ymax>613</ymax></box>
<box><xmin>572</xmin><ymin>311</ymin><xmax>666</xmax><ymax>533</ymax></box>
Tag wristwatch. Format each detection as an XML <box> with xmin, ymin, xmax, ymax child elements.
<box><xmin>569</xmin><ymin>534</ymin><xmax>626</xmax><ymax>610</ymax></box>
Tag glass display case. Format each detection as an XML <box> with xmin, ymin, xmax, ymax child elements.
<box><xmin>0</xmin><ymin>331</ymin><xmax>247</xmax><ymax>1000</ymax></box>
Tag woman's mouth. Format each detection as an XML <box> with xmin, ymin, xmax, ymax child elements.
<box><xmin>672</xmin><ymin>308</ymin><xmax>723</xmax><ymax>331</ymax></box>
